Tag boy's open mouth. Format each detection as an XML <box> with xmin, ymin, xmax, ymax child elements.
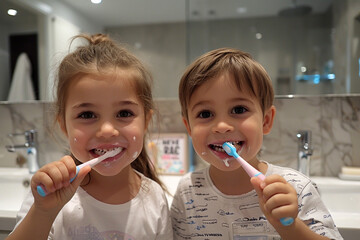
<box><xmin>209</xmin><ymin>141</ymin><xmax>244</xmax><ymax>153</ymax></box>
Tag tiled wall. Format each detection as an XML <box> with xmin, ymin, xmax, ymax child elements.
<box><xmin>267</xmin><ymin>95</ymin><xmax>360</xmax><ymax>176</ymax></box>
<box><xmin>0</xmin><ymin>94</ymin><xmax>359</xmax><ymax>177</ymax></box>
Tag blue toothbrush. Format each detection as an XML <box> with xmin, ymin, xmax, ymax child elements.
<box><xmin>222</xmin><ymin>142</ymin><xmax>294</xmax><ymax>226</ymax></box>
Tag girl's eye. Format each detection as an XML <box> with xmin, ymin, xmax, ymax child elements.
<box><xmin>78</xmin><ymin>111</ymin><xmax>96</xmax><ymax>119</ymax></box>
<box><xmin>117</xmin><ymin>110</ymin><xmax>134</xmax><ymax>118</ymax></box>
<box><xmin>198</xmin><ymin>110</ymin><xmax>213</xmax><ymax>119</ymax></box>
<box><xmin>231</xmin><ymin>106</ymin><xmax>247</xmax><ymax>114</ymax></box>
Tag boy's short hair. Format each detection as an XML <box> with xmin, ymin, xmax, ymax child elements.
<box><xmin>179</xmin><ymin>48</ymin><xmax>274</xmax><ymax>121</ymax></box>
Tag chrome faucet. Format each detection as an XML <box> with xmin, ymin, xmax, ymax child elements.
<box><xmin>6</xmin><ymin>129</ymin><xmax>39</xmax><ymax>173</ymax></box>
<box><xmin>296</xmin><ymin>130</ymin><xmax>313</xmax><ymax>176</ymax></box>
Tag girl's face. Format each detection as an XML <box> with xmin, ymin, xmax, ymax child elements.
<box><xmin>183</xmin><ymin>72</ymin><xmax>275</xmax><ymax>171</ymax></box>
<box><xmin>61</xmin><ymin>71</ymin><xmax>151</xmax><ymax>176</ymax></box>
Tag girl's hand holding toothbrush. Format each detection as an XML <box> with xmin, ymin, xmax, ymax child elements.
<box><xmin>251</xmin><ymin>175</ymin><xmax>298</xmax><ymax>230</ymax></box>
<box><xmin>30</xmin><ymin>156</ymin><xmax>91</xmax><ymax>212</ymax></box>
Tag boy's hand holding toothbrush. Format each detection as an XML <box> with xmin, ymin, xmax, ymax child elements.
<box><xmin>31</xmin><ymin>156</ymin><xmax>91</xmax><ymax>211</ymax></box>
<box><xmin>250</xmin><ymin>175</ymin><xmax>298</xmax><ymax>229</ymax></box>
<box><xmin>222</xmin><ymin>142</ymin><xmax>296</xmax><ymax>227</ymax></box>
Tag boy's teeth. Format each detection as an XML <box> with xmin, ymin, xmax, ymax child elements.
<box><xmin>93</xmin><ymin>147</ymin><xmax>121</xmax><ymax>155</ymax></box>
<box><xmin>230</xmin><ymin>141</ymin><xmax>242</xmax><ymax>146</ymax></box>
<box><xmin>213</xmin><ymin>145</ymin><xmax>225</xmax><ymax>152</ymax></box>
<box><xmin>210</xmin><ymin>141</ymin><xmax>242</xmax><ymax>152</ymax></box>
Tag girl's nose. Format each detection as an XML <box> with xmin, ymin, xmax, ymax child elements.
<box><xmin>96</xmin><ymin>121</ymin><xmax>119</xmax><ymax>138</ymax></box>
<box><xmin>212</xmin><ymin>120</ymin><xmax>234</xmax><ymax>133</ymax></box>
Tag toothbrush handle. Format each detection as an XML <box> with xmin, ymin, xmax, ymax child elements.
<box><xmin>224</xmin><ymin>143</ymin><xmax>294</xmax><ymax>226</ymax></box>
<box><xmin>255</xmin><ymin>172</ymin><xmax>294</xmax><ymax>226</ymax></box>
<box><xmin>36</xmin><ymin>166</ymin><xmax>80</xmax><ymax>197</ymax></box>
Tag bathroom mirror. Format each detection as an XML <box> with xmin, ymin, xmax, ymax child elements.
<box><xmin>0</xmin><ymin>0</ymin><xmax>39</xmax><ymax>101</ymax></box>
<box><xmin>186</xmin><ymin>0</ymin><xmax>360</xmax><ymax>95</ymax></box>
<box><xmin>1</xmin><ymin>0</ymin><xmax>359</xmax><ymax>100</ymax></box>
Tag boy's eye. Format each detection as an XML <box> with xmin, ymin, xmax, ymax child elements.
<box><xmin>117</xmin><ymin>110</ymin><xmax>134</xmax><ymax>118</ymax></box>
<box><xmin>231</xmin><ymin>106</ymin><xmax>247</xmax><ymax>114</ymax></box>
<box><xmin>78</xmin><ymin>111</ymin><xmax>96</xmax><ymax>119</ymax></box>
<box><xmin>198</xmin><ymin>110</ymin><xmax>213</xmax><ymax>119</ymax></box>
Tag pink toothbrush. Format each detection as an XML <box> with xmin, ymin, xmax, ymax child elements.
<box><xmin>37</xmin><ymin>148</ymin><xmax>121</xmax><ymax>197</ymax></box>
<box><xmin>222</xmin><ymin>142</ymin><xmax>294</xmax><ymax>226</ymax></box>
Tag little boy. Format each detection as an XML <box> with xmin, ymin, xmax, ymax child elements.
<box><xmin>170</xmin><ymin>48</ymin><xmax>343</xmax><ymax>240</ymax></box>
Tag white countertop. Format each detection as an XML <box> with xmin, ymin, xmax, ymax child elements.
<box><xmin>0</xmin><ymin>210</ymin><xmax>17</xmax><ymax>231</ymax></box>
<box><xmin>2</xmin><ymin>174</ymin><xmax>359</xmax><ymax>233</ymax></box>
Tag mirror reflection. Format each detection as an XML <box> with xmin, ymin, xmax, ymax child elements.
<box><xmin>1</xmin><ymin>0</ymin><xmax>359</xmax><ymax>101</ymax></box>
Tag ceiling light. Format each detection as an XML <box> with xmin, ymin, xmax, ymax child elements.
<box><xmin>255</xmin><ymin>33</ymin><xmax>262</xmax><ymax>40</ymax></box>
<box><xmin>236</xmin><ymin>7</ymin><xmax>247</xmax><ymax>14</ymax></box>
<box><xmin>91</xmin><ymin>0</ymin><xmax>102</xmax><ymax>4</ymax></box>
<box><xmin>8</xmin><ymin>9</ymin><xmax>17</xmax><ymax>16</ymax></box>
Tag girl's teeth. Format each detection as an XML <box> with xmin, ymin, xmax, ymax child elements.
<box><xmin>93</xmin><ymin>147</ymin><xmax>121</xmax><ymax>155</ymax></box>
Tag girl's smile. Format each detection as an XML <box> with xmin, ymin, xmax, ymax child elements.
<box><xmin>91</xmin><ymin>147</ymin><xmax>124</xmax><ymax>167</ymax></box>
<box><xmin>61</xmin><ymin>71</ymin><xmax>149</xmax><ymax>177</ymax></box>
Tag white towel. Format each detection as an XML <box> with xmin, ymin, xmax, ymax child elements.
<box><xmin>7</xmin><ymin>52</ymin><xmax>36</xmax><ymax>102</ymax></box>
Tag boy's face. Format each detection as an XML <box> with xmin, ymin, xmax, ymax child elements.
<box><xmin>183</xmin><ymin>72</ymin><xmax>275</xmax><ymax>170</ymax></box>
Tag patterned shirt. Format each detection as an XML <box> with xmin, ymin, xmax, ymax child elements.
<box><xmin>170</xmin><ymin>162</ymin><xmax>343</xmax><ymax>240</ymax></box>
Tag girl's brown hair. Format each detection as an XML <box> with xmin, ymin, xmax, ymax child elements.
<box><xmin>55</xmin><ymin>33</ymin><xmax>165</xmax><ymax>190</ymax></box>
<box><xmin>179</xmin><ymin>48</ymin><xmax>274</xmax><ymax>121</ymax></box>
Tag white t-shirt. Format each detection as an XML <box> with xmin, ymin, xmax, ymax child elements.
<box><xmin>14</xmin><ymin>172</ymin><xmax>173</xmax><ymax>240</ymax></box>
<box><xmin>170</xmin><ymin>162</ymin><xmax>343</xmax><ymax>240</ymax></box>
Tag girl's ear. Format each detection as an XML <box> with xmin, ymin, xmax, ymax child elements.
<box><xmin>58</xmin><ymin>116</ymin><xmax>68</xmax><ymax>136</ymax></box>
<box><xmin>144</xmin><ymin>109</ymin><xmax>153</xmax><ymax>131</ymax></box>
<box><xmin>183</xmin><ymin>117</ymin><xmax>192</xmax><ymax>136</ymax></box>
<box><xmin>263</xmin><ymin>105</ymin><xmax>276</xmax><ymax>135</ymax></box>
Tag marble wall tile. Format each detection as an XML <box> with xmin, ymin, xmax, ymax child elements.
<box><xmin>0</xmin><ymin>95</ymin><xmax>359</xmax><ymax>177</ymax></box>
<box><xmin>0</xmin><ymin>102</ymin><xmax>66</xmax><ymax>168</ymax></box>
<box><xmin>320</xmin><ymin>96</ymin><xmax>360</xmax><ymax>175</ymax></box>
<box><xmin>264</xmin><ymin>97</ymin><xmax>323</xmax><ymax>175</ymax></box>
<box><xmin>151</xmin><ymin>98</ymin><xmax>186</xmax><ymax>134</ymax></box>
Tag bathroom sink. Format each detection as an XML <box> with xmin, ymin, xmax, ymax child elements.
<box><xmin>311</xmin><ymin>176</ymin><xmax>360</xmax><ymax>239</ymax></box>
<box><xmin>0</xmin><ymin>167</ymin><xmax>32</xmax><ymax>231</ymax></box>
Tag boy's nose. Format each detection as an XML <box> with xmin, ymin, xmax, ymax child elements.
<box><xmin>212</xmin><ymin>120</ymin><xmax>234</xmax><ymax>133</ymax></box>
<box><xmin>96</xmin><ymin>121</ymin><xmax>119</xmax><ymax>138</ymax></box>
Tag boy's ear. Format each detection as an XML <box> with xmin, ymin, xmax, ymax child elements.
<box><xmin>182</xmin><ymin>117</ymin><xmax>192</xmax><ymax>136</ymax></box>
<box><xmin>263</xmin><ymin>105</ymin><xmax>276</xmax><ymax>135</ymax></box>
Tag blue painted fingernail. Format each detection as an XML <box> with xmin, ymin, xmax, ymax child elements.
<box><xmin>280</xmin><ymin>217</ymin><xmax>294</xmax><ymax>226</ymax></box>
<box><xmin>37</xmin><ymin>185</ymin><xmax>46</xmax><ymax>197</ymax></box>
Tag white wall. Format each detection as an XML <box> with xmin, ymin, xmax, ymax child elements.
<box><xmin>46</xmin><ymin>16</ymin><xmax>81</xmax><ymax>101</ymax></box>
<box><xmin>107</xmin><ymin>23</ymin><xmax>187</xmax><ymax>99</ymax></box>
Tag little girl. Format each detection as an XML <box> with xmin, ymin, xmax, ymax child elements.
<box><xmin>7</xmin><ymin>34</ymin><xmax>173</xmax><ymax>239</ymax></box>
